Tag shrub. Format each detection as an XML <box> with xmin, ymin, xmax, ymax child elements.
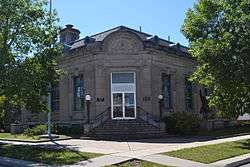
<box><xmin>53</xmin><ymin>124</ymin><xmax>84</xmax><ymax>135</ymax></box>
<box><xmin>54</xmin><ymin>125</ymin><xmax>71</xmax><ymax>135</ymax></box>
<box><xmin>24</xmin><ymin>124</ymin><xmax>47</xmax><ymax>136</ymax></box>
<box><xmin>164</xmin><ymin>112</ymin><xmax>201</xmax><ymax>135</ymax></box>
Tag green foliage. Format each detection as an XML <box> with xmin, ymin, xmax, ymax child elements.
<box><xmin>0</xmin><ymin>96</ymin><xmax>6</xmax><ymax>129</ymax></box>
<box><xmin>0</xmin><ymin>132</ymin><xmax>40</xmax><ymax>141</ymax></box>
<box><xmin>0</xmin><ymin>96</ymin><xmax>6</xmax><ymax>107</ymax></box>
<box><xmin>23</xmin><ymin>124</ymin><xmax>47</xmax><ymax>136</ymax></box>
<box><xmin>0</xmin><ymin>0</ymin><xmax>63</xmax><ymax>120</ymax></box>
<box><xmin>164</xmin><ymin>112</ymin><xmax>201</xmax><ymax>135</ymax></box>
<box><xmin>0</xmin><ymin>96</ymin><xmax>6</xmax><ymax>118</ymax></box>
<box><xmin>182</xmin><ymin>0</ymin><xmax>250</xmax><ymax>117</ymax></box>
<box><xmin>54</xmin><ymin>124</ymin><xmax>84</xmax><ymax>135</ymax></box>
<box><xmin>215</xmin><ymin>110</ymin><xmax>233</xmax><ymax>119</ymax></box>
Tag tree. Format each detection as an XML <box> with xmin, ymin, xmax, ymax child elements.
<box><xmin>182</xmin><ymin>0</ymin><xmax>250</xmax><ymax>117</ymax></box>
<box><xmin>0</xmin><ymin>0</ymin><xmax>62</xmax><ymax>124</ymax></box>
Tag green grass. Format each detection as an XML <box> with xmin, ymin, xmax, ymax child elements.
<box><xmin>107</xmin><ymin>159</ymin><xmax>171</xmax><ymax>167</ymax></box>
<box><xmin>0</xmin><ymin>144</ymin><xmax>103</xmax><ymax>165</ymax></box>
<box><xmin>0</xmin><ymin>132</ymin><xmax>70</xmax><ymax>142</ymax></box>
<box><xmin>0</xmin><ymin>133</ymin><xmax>41</xmax><ymax>141</ymax></box>
<box><xmin>164</xmin><ymin>139</ymin><xmax>250</xmax><ymax>164</ymax></box>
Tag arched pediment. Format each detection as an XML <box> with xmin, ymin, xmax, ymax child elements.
<box><xmin>103</xmin><ymin>30</ymin><xmax>144</xmax><ymax>54</ymax></box>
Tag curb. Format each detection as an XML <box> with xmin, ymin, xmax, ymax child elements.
<box><xmin>225</xmin><ymin>158</ymin><xmax>250</xmax><ymax>167</ymax></box>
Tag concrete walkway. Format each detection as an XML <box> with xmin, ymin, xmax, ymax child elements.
<box><xmin>1</xmin><ymin>134</ymin><xmax>249</xmax><ymax>155</ymax></box>
<box><xmin>142</xmin><ymin>154</ymin><xmax>213</xmax><ymax>167</ymax></box>
<box><xmin>63</xmin><ymin>155</ymin><xmax>132</xmax><ymax>167</ymax></box>
<box><xmin>0</xmin><ymin>135</ymin><xmax>249</xmax><ymax>167</ymax></box>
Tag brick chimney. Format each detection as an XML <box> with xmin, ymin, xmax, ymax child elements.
<box><xmin>59</xmin><ymin>24</ymin><xmax>80</xmax><ymax>45</ymax></box>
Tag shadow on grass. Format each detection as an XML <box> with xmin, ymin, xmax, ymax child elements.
<box><xmin>0</xmin><ymin>142</ymin><xmax>96</xmax><ymax>165</ymax></box>
<box><xmin>238</xmin><ymin>139</ymin><xmax>250</xmax><ymax>150</ymax></box>
<box><xmin>50</xmin><ymin>139</ymin><xmax>95</xmax><ymax>163</ymax></box>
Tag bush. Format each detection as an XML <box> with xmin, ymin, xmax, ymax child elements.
<box><xmin>24</xmin><ymin>124</ymin><xmax>47</xmax><ymax>136</ymax></box>
<box><xmin>164</xmin><ymin>112</ymin><xmax>201</xmax><ymax>135</ymax></box>
<box><xmin>53</xmin><ymin>124</ymin><xmax>84</xmax><ymax>135</ymax></box>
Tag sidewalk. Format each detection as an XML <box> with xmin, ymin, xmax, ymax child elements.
<box><xmin>63</xmin><ymin>155</ymin><xmax>132</xmax><ymax>167</ymax></box>
<box><xmin>140</xmin><ymin>154</ymin><xmax>212</xmax><ymax>167</ymax></box>
<box><xmin>1</xmin><ymin>134</ymin><xmax>249</xmax><ymax>155</ymax></box>
<box><xmin>0</xmin><ymin>134</ymin><xmax>249</xmax><ymax>167</ymax></box>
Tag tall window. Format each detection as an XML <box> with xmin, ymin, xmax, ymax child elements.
<box><xmin>162</xmin><ymin>73</ymin><xmax>172</xmax><ymax>109</ymax></box>
<box><xmin>73</xmin><ymin>75</ymin><xmax>85</xmax><ymax>111</ymax></box>
<box><xmin>51</xmin><ymin>84</ymin><xmax>60</xmax><ymax>112</ymax></box>
<box><xmin>204</xmin><ymin>88</ymin><xmax>210</xmax><ymax>97</ymax></box>
<box><xmin>185</xmin><ymin>76</ymin><xmax>193</xmax><ymax>111</ymax></box>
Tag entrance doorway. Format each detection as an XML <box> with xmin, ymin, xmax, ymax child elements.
<box><xmin>111</xmin><ymin>72</ymin><xmax>136</xmax><ymax>119</ymax></box>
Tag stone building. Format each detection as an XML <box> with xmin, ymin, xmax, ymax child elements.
<box><xmin>25</xmin><ymin>25</ymin><xmax>203</xmax><ymax>137</ymax></box>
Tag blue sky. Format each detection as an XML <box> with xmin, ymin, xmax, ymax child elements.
<box><xmin>53</xmin><ymin>0</ymin><xmax>197</xmax><ymax>46</ymax></box>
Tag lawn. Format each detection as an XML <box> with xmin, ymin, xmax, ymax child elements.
<box><xmin>0</xmin><ymin>132</ymin><xmax>70</xmax><ymax>142</ymax></box>
<box><xmin>0</xmin><ymin>144</ymin><xmax>103</xmax><ymax>165</ymax></box>
<box><xmin>107</xmin><ymin>159</ymin><xmax>171</xmax><ymax>167</ymax></box>
<box><xmin>164</xmin><ymin>139</ymin><xmax>250</xmax><ymax>164</ymax></box>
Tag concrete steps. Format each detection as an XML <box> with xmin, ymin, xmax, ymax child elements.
<box><xmin>89</xmin><ymin>118</ymin><xmax>166</xmax><ymax>139</ymax></box>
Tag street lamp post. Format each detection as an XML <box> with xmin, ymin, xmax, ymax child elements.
<box><xmin>47</xmin><ymin>0</ymin><xmax>52</xmax><ymax>138</ymax></box>
<box><xmin>158</xmin><ymin>94</ymin><xmax>164</xmax><ymax>120</ymax></box>
<box><xmin>43</xmin><ymin>0</ymin><xmax>58</xmax><ymax>139</ymax></box>
<box><xmin>85</xmin><ymin>94</ymin><xmax>91</xmax><ymax>124</ymax></box>
<box><xmin>47</xmin><ymin>84</ymin><xmax>52</xmax><ymax>138</ymax></box>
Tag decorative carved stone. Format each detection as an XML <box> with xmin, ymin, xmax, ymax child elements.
<box><xmin>104</xmin><ymin>31</ymin><xmax>143</xmax><ymax>54</ymax></box>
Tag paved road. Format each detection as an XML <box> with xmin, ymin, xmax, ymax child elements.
<box><xmin>240</xmin><ymin>164</ymin><xmax>250</xmax><ymax>167</ymax></box>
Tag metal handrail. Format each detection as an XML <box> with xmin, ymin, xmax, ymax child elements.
<box><xmin>89</xmin><ymin>107</ymin><xmax>111</xmax><ymax>129</ymax></box>
<box><xmin>137</xmin><ymin>106</ymin><xmax>161</xmax><ymax>128</ymax></box>
<box><xmin>89</xmin><ymin>106</ymin><xmax>161</xmax><ymax>130</ymax></box>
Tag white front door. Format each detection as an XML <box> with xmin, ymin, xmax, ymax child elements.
<box><xmin>111</xmin><ymin>72</ymin><xmax>136</xmax><ymax>119</ymax></box>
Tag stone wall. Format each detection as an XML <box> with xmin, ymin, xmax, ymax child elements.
<box><xmin>24</xmin><ymin>28</ymin><xmax>203</xmax><ymax>124</ymax></box>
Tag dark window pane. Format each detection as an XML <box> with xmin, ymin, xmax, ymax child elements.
<box><xmin>112</xmin><ymin>73</ymin><xmax>134</xmax><ymax>83</ymax></box>
<box><xmin>74</xmin><ymin>75</ymin><xmax>85</xmax><ymax>111</ymax></box>
<box><xmin>125</xmin><ymin>93</ymin><xmax>135</xmax><ymax>117</ymax></box>
<box><xmin>162</xmin><ymin>73</ymin><xmax>172</xmax><ymax>109</ymax></box>
<box><xmin>125</xmin><ymin>106</ymin><xmax>135</xmax><ymax>117</ymax></box>
<box><xmin>51</xmin><ymin>84</ymin><xmax>59</xmax><ymax>112</ymax></box>
<box><xmin>185</xmin><ymin>76</ymin><xmax>193</xmax><ymax>111</ymax></box>
<box><xmin>125</xmin><ymin>93</ymin><xmax>134</xmax><ymax>105</ymax></box>
<box><xmin>113</xmin><ymin>93</ymin><xmax>123</xmax><ymax>105</ymax></box>
<box><xmin>113</xmin><ymin>106</ymin><xmax>123</xmax><ymax>118</ymax></box>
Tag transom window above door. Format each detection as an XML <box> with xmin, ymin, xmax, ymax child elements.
<box><xmin>112</xmin><ymin>73</ymin><xmax>134</xmax><ymax>84</ymax></box>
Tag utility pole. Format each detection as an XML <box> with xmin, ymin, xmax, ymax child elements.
<box><xmin>47</xmin><ymin>85</ymin><xmax>52</xmax><ymax>138</ymax></box>
<box><xmin>47</xmin><ymin>0</ymin><xmax>52</xmax><ymax>138</ymax></box>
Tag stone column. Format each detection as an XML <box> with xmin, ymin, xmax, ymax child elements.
<box><xmin>94</xmin><ymin>64</ymin><xmax>107</xmax><ymax>117</ymax></box>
